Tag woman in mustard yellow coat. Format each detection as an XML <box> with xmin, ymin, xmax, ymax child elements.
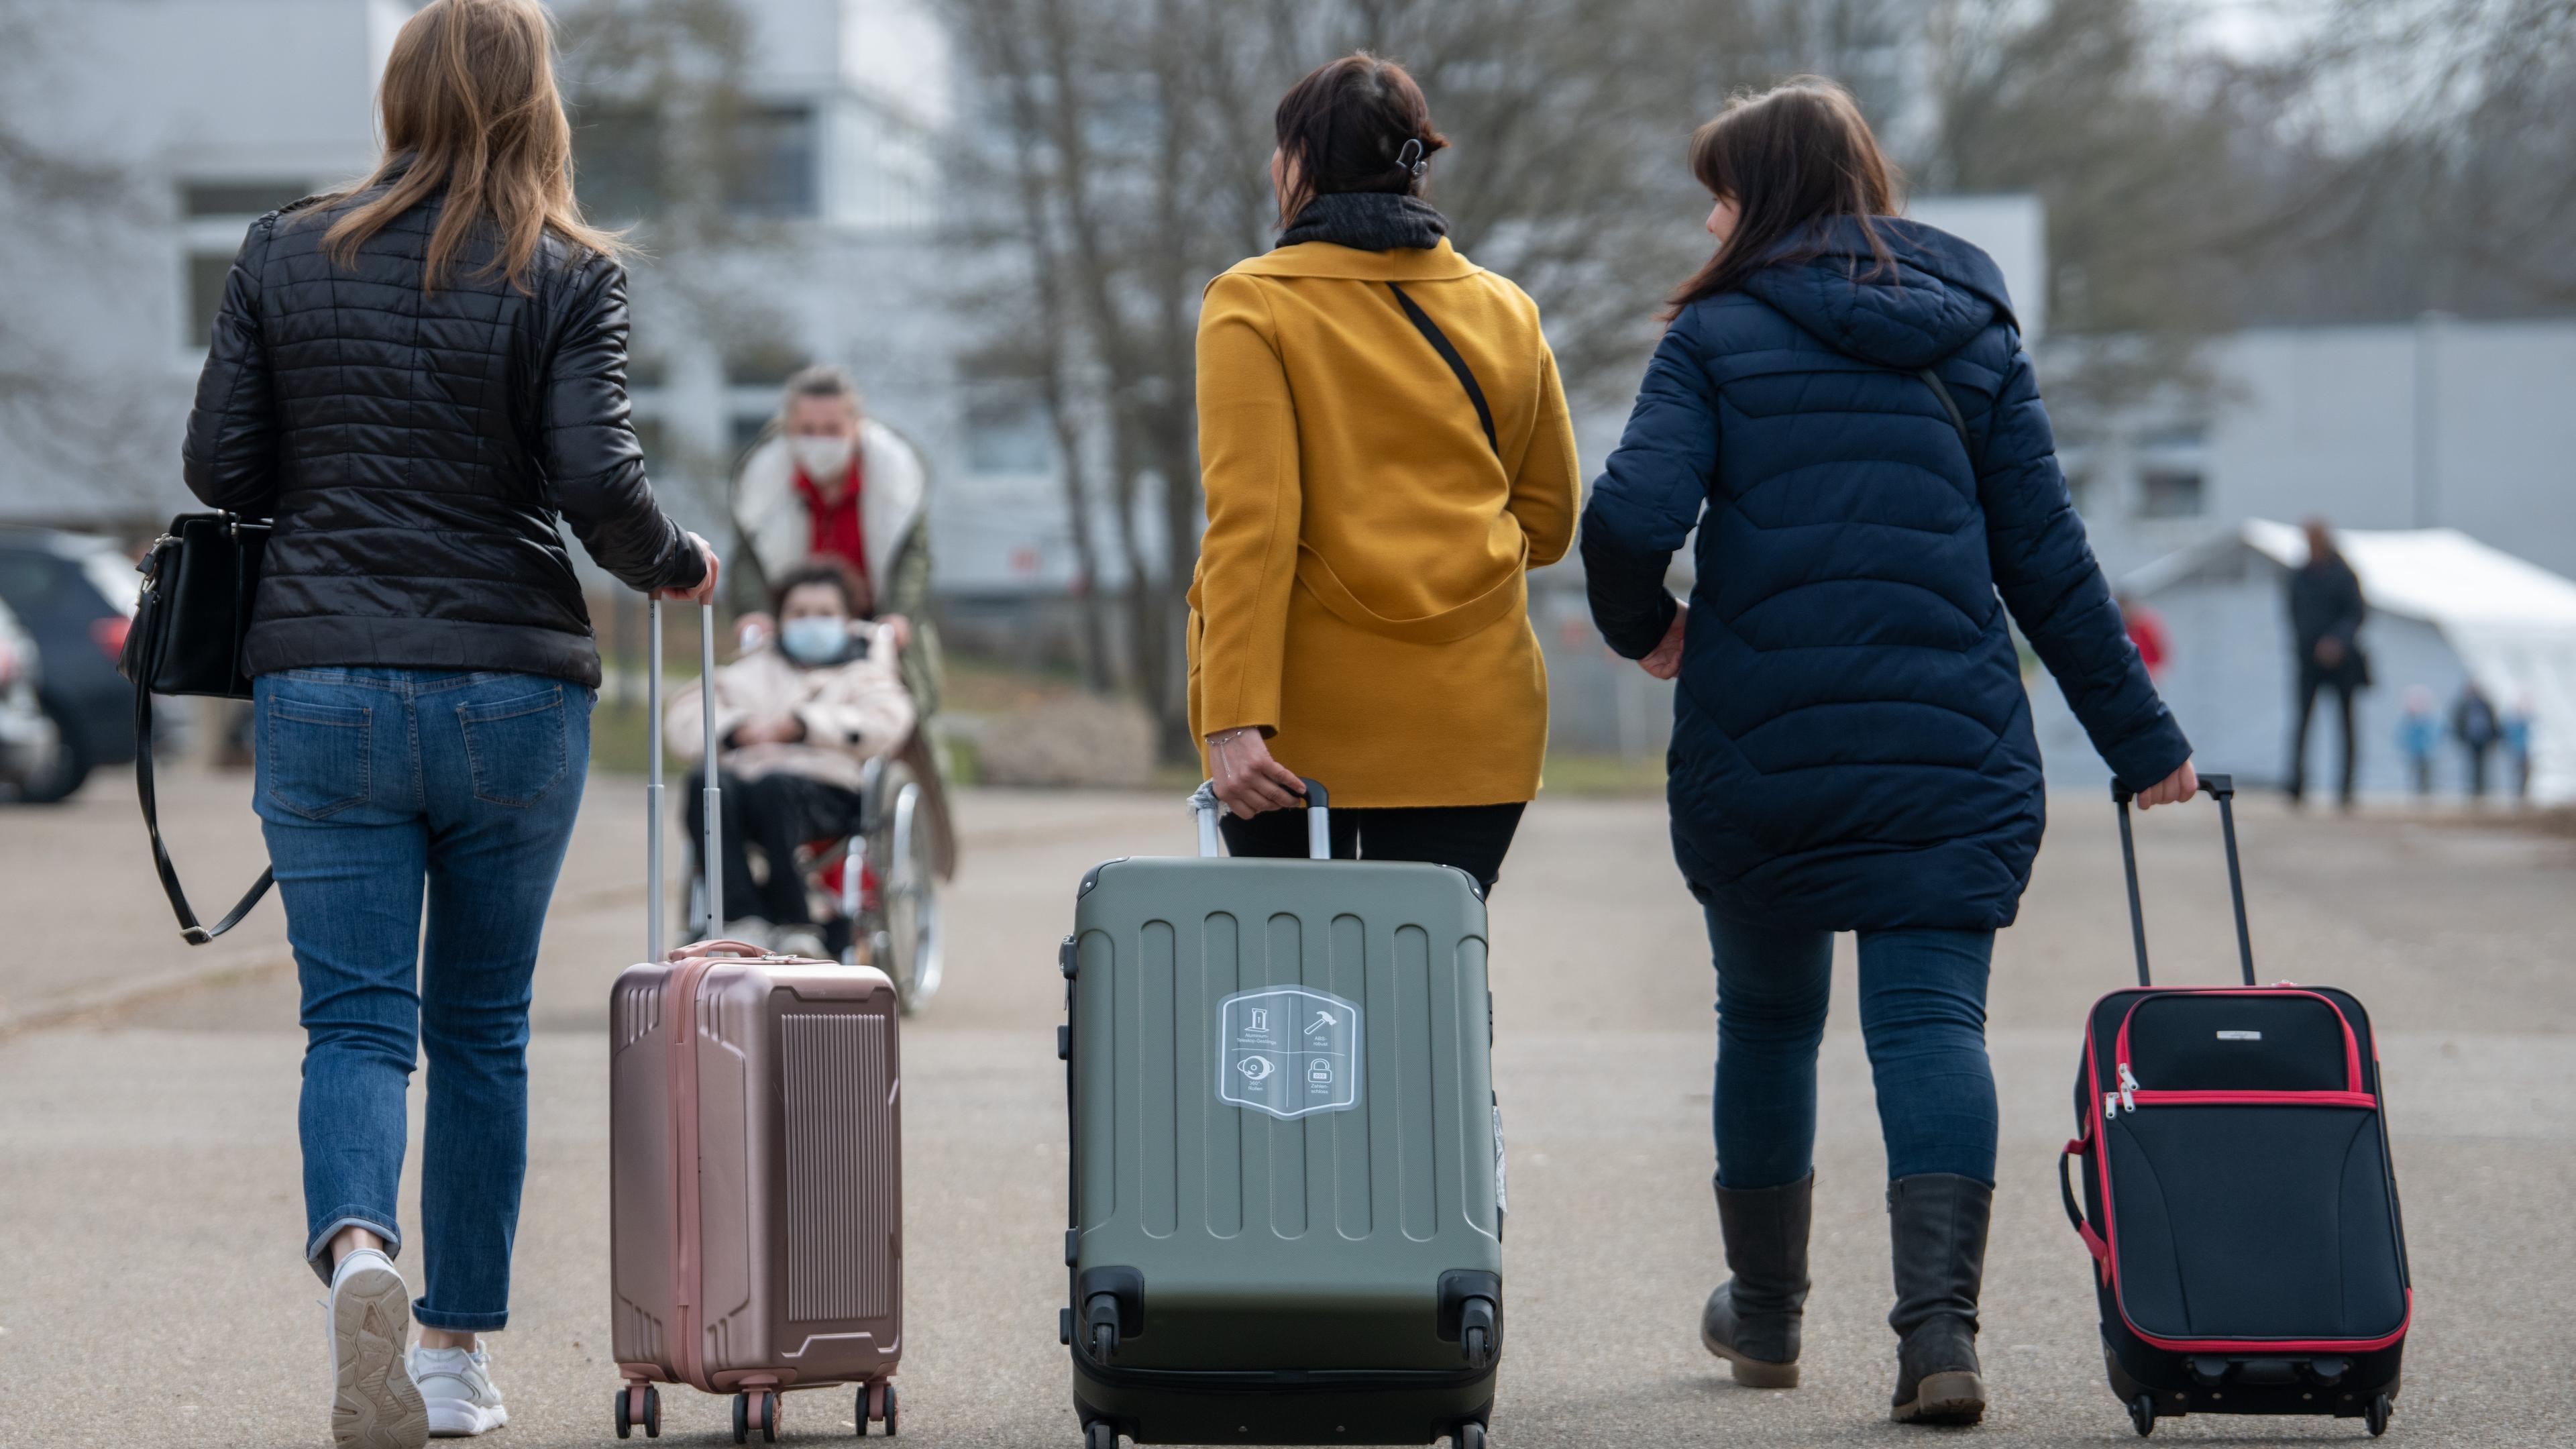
<box><xmin>1189</xmin><ymin>54</ymin><xmax>1580</xmax><ymax>892</ymax></box>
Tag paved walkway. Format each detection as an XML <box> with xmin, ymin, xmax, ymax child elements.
<box><xmin>2</xmin><ymin>773</ymin><xmax>2571</xmax><ymax>1445</ymax></box>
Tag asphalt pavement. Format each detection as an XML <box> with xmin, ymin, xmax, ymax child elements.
<box><xmin>2</xmin><ymin>769</ymin><xmax>2572</xmax><ymax>1446</ymax></box>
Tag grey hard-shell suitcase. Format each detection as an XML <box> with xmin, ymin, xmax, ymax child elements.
<box><xmin>1060</xmin><ymin>782</ymin><xmax>1505</xmax><ymax>1449</ymax></box>
<box><xmin>608</xmin><ymin>600</ymin><xmax>906</xmax><ymax>1442</ymax></box>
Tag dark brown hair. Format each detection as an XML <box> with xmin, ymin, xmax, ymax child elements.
<box><xmin>769</xmin><ymin>556</ymin><xmax>873</xmax><ymax>621</ymax></box>
<box><xmin>315</xmin><ymin>0</ymin><xmax>623</xmax><ymax>293</ymax></box>
<box><xmin>1664</xmin><ymin>77</ymin><xmax>1900</xmax><ymax>319</ymax></box>
<box><xmin>1273</xmin><ymin>53</ymin><xmax>1448</xmax><ymax>227</ymax></box>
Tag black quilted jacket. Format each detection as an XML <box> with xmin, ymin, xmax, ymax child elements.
<box><xmin>182</xmin><ymin>184</ymin><xmax>704</xmax><ymax>688</ymax></box>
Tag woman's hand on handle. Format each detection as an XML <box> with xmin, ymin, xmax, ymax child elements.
<box><xmin>655</xmin><ymin>532</ymin><xmax>721</xmax><ymax>604</ymax></box>
<box><xmin>1641</xmin><ymin>603</ymin><xmax>1687</xmax><ymax>680</ymax></box>
<box><xmin>2133</xmin><ymin>759</ymin><xmax>2198</xmax><ymax>810</ymax></box>
<box><xmin>1207</xmin><ymin>727</ymin><xmax>1305</xmax><ymax>819</ymax></box>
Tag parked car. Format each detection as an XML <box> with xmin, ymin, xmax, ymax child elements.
<box><xmin>0</xmin><ymin>527</ymin><xmax>141</xmax><ymax>802</ymax></box>
<box><xmin>0</xmin><ymin>594</ymin><xmax>63</xmax><ymax>796</ymax></box>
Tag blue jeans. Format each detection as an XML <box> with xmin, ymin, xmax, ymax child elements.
<box><xmin>254</xmin><ymin>667</ymin><xmax>593</xmax><ymax>1332</ymax></box>
<box><xmin>1706</xmin><ymin>910</ymin><xmax>1998</xmax><ymax>1190</ymax></box>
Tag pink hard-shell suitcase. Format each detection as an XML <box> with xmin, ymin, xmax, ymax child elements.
<box><xmin>609</xmin><ymin>600</ymin><xmax>905</xmax><ymax>1442</ymax></box>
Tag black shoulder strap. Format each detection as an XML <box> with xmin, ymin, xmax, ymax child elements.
<box><xmin>129</xmin><ymin>601</ymin><xmax>272</xmax><ymax>944</ymax></box>
<box><xmin>1387</xmin><ymin>281</ymin><xmax>1499</xmax><ymax>457</ymax></box>
<box><xmin>1917</xmin><ymin>367</ymin><xmax>1976</xmax><ymax>463</ymax></box>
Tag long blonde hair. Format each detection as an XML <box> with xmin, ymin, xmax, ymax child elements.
<box><xmin>319</xmin><ymin>0</ymin><xmax>623</xmax><ymax>292</ymax></box>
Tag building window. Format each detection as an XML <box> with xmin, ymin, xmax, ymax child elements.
<box><xmin>632</xmin><ymin>416</ymin><xmax>670</xmax><ymax>482</ymax></box>
<box><xmin>2139</xmin><ymin>468</ymin><xmax>2206</xmax><ymax>519</ymax></box>
<box><xmin>731</xmin><ymin>413</ymin><xmax>773</xmax><ymax>464</ymax></box>
<box><xmin>186</xmin><ymin>252</ymin><xmax>235</xmax><ymax>348</ymax></box>
<box><xmin>576</xmin><ymin>107</ymin><xmax>664</xmax><ymax>223</ymax></box>
<box><xmin>628</xmin><ymin>354</ymin><xmax>668</xmax><ymax>391</ymax></box>
<box><xmin>182</xmin><ymin>180</ymin><xmax>313</xmax><ymax>217</ymax></box>
<box><xmin>963</xmin><ymin>382</ymin><xmax>1053</xmax><ymax>475</ymax></box>
<box><xmin>726</xmin><ymin>105</ymin><xmax>819</xmax><ymax>219</ymax></box>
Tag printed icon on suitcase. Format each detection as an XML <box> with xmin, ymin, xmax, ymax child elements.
<box><xmin>1218</xmin><ymin>987</ymin><xmax>1361</xmax><ymax>1120</ymax></box>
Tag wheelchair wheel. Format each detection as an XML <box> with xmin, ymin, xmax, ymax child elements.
<box><xmin>869</xmin><ymin>763</ymin><xmax>942</xmax><ymax>1014</ymax></box>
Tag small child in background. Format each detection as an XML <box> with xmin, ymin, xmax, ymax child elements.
<box><xmin>2504</xmin><ymin>697</ymin><xmax>2535</xmax><ymax>802</ymax></box>
<box><xmin>2398</xmin><ymin>686</ymin><xmax>2439</xmax><ymax>796</ymax></box>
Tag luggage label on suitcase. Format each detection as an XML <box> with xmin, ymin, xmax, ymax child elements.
<box><xmin>2065</xmin><ymin>777</ymin><xmax>2408</xmax><ymax>1438</ymax></box>
<box><xmin>1060</xmin><ymin>784</ymin><xmax>1505</xmax><ymax>1447</ymax></box>
<box><xmin>606</xmin><ymin>601</ymin><xmax>906</xmax><ymax>1442</ymax></box>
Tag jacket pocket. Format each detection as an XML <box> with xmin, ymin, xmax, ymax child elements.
<box><xmin>458</xmin><ymin>686</ymin><xmax>568</xmax><ymax>808</ymax></box>
<box><xmin>261</xmin><ymin>698</ymin><xmax>372</xmax><ymax>820</ymax></box>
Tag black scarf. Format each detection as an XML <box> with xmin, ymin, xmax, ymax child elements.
<box><xmin>1278</xmin><ymin>192</ymin><xmax>1449</xmax><ymax>252</ymax></box>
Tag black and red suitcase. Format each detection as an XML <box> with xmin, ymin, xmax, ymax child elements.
<box><xmin>2060</xmin><ymin>774</ymin><xmax>2410</xmax><ymax>1438</ymax></box>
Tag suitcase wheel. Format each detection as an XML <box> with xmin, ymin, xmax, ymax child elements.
<box><xmin>1454</xmin><ymin>1421</ymin><xmax>1488</xmax><ymax>1449</ymax></box>
<box><xmin>614</xmin><ymin>1384</ymin><xmax>661</xmax><ymax>1440</ymax></box>
<box><xmin>2366</xmin><ymin>1394</ymin><xmax>2392</xmax><ymax>1436</ymax></box>
<box><xmin>1083</xmin><ymin>1419</ymin><xmax>1118</xmax><ymax>1449</ymax></box>
<box><xmin>735</xmin><ymin>1389</ymin><xmax>780</xmax><ymax>1444</ymax></box>
<box><xmin>858</xmin><ymin>1381</ymin><xmax>899</xmax><ymax>1437</ymax></box>
<box><xmin>2129</xmin><ymin>1394</ymin><xmax>2156</xmax><ymax>1438</ymax></box>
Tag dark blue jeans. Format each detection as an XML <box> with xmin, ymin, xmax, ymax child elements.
<box><xmin>255</xmin><ymin>667</ymin><xmax>592</xmax><ymax>1332</ymax></box>
<box><xmin>1706</xmin><ymin>910</ymin><xmax>1998</xmax><ymax>1190</ymax></box>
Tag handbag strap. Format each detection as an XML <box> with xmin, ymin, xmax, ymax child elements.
<box><xmin>1917</xmin><ymin>367</ymin><xmax>1976</xmax><ymax>463</ymax></box>
<box><xmin>1387</xmin><ymin>281</ymin><xmax>1499</xmax><ymax>457</ymax></box>
<box><xmin>132</xmin><ymin>647</ymin><xmax>272</xmax><ymax>945</ymax></box>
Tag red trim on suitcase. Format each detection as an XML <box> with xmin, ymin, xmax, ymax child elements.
<box><xmin>2119</xmin><ymin>1289</ymin><xmax>2412</xmax><ymax>1355</ymax></box>
<box><xmin>2125</xmin><ymin>1089</ymin><xmax>2380</xmax><ymax>1110</ymax></box>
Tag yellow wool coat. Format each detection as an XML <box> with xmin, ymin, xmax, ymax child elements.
<box><xmin>1187</xmin><ymin>237</ymin><xmax>1581</xmax><ymax>807</ymax></box>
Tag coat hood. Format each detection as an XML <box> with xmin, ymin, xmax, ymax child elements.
<box><xmin>1738</xmin><ymin>216</ymin><xmax>2019</xmax><ymax>370</ymax></box>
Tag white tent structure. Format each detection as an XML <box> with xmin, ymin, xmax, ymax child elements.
<box><xmin>2030</xmin><ymin>521</ymin><xmax>2576</xmax><ymax>803</ymax></box>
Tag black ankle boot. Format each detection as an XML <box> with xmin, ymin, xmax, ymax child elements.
<box><xmin>1700</xmin><ymin>1172</ymin><xmax>1813</xmax><ymax>1388</ymax></box>
<box><xmin>1887</xmin><ymin>1173</ymin><xmax>1992</xmax><ymax>1424</ymax></box>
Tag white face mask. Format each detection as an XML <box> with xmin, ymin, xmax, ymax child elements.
<box><xmin>789</xmin><ymin>433</ymin><xmax>856</xmax><ymax>481</ymax></box>
<box><xmin>780</xmin><ymin>615</ymin><xmax>853</xmax><ymax>666</ymax></box>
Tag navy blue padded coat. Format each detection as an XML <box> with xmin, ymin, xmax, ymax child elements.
<box><xmin>1580</xmin><ymin>217</ymin><xmax>2190</xmax><ymax>930</ymax></box>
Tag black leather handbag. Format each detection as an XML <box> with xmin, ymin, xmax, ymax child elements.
<box><xmin>119</xmin><ymin>511</ymin><xmax>274</xmax><ymax>943</ymax></box>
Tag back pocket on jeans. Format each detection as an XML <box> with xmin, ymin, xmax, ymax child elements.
<box><xmin>458</xmin><ymin>686</ymin><xmax>567</xmax><ymax>807</ymax></box>
<box><xmin>262</xmin><ymin>698</ymin><xmax>372</xmax><ymax>819</ymax></box>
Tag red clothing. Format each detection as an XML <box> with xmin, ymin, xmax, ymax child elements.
<box><xmin>794</xmin><ymin>457</ymin><xmax>869</xmax><ymax>587</ymax></box>
<box><xmin>2125</xmin><ymin>607</ymin><xmax>2169</xmax><ymax>678</ymax></box>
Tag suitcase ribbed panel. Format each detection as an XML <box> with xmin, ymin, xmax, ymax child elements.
<box><xmin>782</xmin><ymin>1010</ymin><xmax>893</xmax><ymax>1323</ymax></box>
<box><xmin>614</xmin><ymin>978</ymin><xmax>661</xmax><ymax>1051</ymax></box>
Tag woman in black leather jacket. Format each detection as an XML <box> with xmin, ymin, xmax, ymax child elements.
<box><xmin>179</xmin><ymin>3</ymin><xmax>713</xmax><ymax>1444</ymax></box>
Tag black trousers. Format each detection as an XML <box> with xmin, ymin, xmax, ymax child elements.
<box><xmin>1218</xmin><ymin>802</ymin><xmax>1527</xmax><ymax>895</ymax></box>
<box><xmin>683</xmin><ymin>767</ymin><xmax>865</xmax><ymax>926</ymax></box>
<box><xmin>2288</xmin><ymin>665</ymin><xmax>2358</xmax><ymax>804</ymax></box>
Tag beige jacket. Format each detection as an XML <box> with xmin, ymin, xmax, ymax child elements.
<box><xmin>665</xmin><ymin>623</ymin><xmax>914</xmax><ymax>794</ymax></box>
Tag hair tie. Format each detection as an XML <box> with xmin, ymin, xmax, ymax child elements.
<box><xmin>1397</xmin><ymin>138</ymin><xmax>1427</xmax><ymax>180</ymax></box>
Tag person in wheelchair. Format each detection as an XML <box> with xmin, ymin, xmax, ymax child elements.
<box><xmin>665</xmin><ymin>559</ymin><xmax>914</xmax><ymax>959</ymax></box>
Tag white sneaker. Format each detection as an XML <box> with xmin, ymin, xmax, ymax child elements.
<box><xmin>327</xmin><ymin>1249</ymin><xmax>429</xmax><ymax>1449</ymax></box>
<box><xmin>412</xmin><ymin>1344</ymin><xmax>509</xmax><ymax>1437</ymax></box>
<box><xmin>718</xmin><ymin>917</ymin><xmax>773</xmax><ymax>949</ymax></box>
<box><xmin>771</xmin><ymin>925</ymin><xmax>827</xmax><ymax>960</ymax></box>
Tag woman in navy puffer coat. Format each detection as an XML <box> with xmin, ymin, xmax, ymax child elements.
<box><xmin>1581</xmin><ymin>80</ymin><xmax>2196</xmax><ymax>1426</ymax></box>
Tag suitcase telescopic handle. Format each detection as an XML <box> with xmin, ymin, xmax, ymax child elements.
<box><xmin>2111</xmin><ymin>772</ymin><xmax>2254</xmax><ymax>988</ymax></box>
<box><xmin>1189</xmin><ymin>777</ymin><xmax>1330</xmax><ymax>859</ymax></box>
<box><xmin>646</xmin><ymin>600</ymin><xmax>724</xmax><ymax>963</ymax></box>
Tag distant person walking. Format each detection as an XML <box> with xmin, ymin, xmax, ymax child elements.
<box><xmin>1187</xmin><ymin>53</ymin><xmax>1580</xmax><ymax>892</ymax></box>
<box><xmin>1580</xmin><ymin>78</ymin><xmax>2194</xmax><ymax>1427</ymax></box>
<box><xmin>2287</xmin><ymin>517</ymin><xmax>2369</xmax><ymax>807</ymax></box>
<box><xmin>2454</xmin><ymin>681</ymin><xmax>2502</xmax><ymax>798</ymax></box>
<box><xmin>180</xmin><ymin>1</ymin><xmax>716</xmax><ymax>1444</ymax></box>
<box><xmin>2398</xmin><ymin>686</ymin><xmax>2440</xmax><ymax>796</ymax></box>
<box><xmin>2505</xmin><ymin>697</ymin><xmax>2535</xmax><ymax>800</ymax></box>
